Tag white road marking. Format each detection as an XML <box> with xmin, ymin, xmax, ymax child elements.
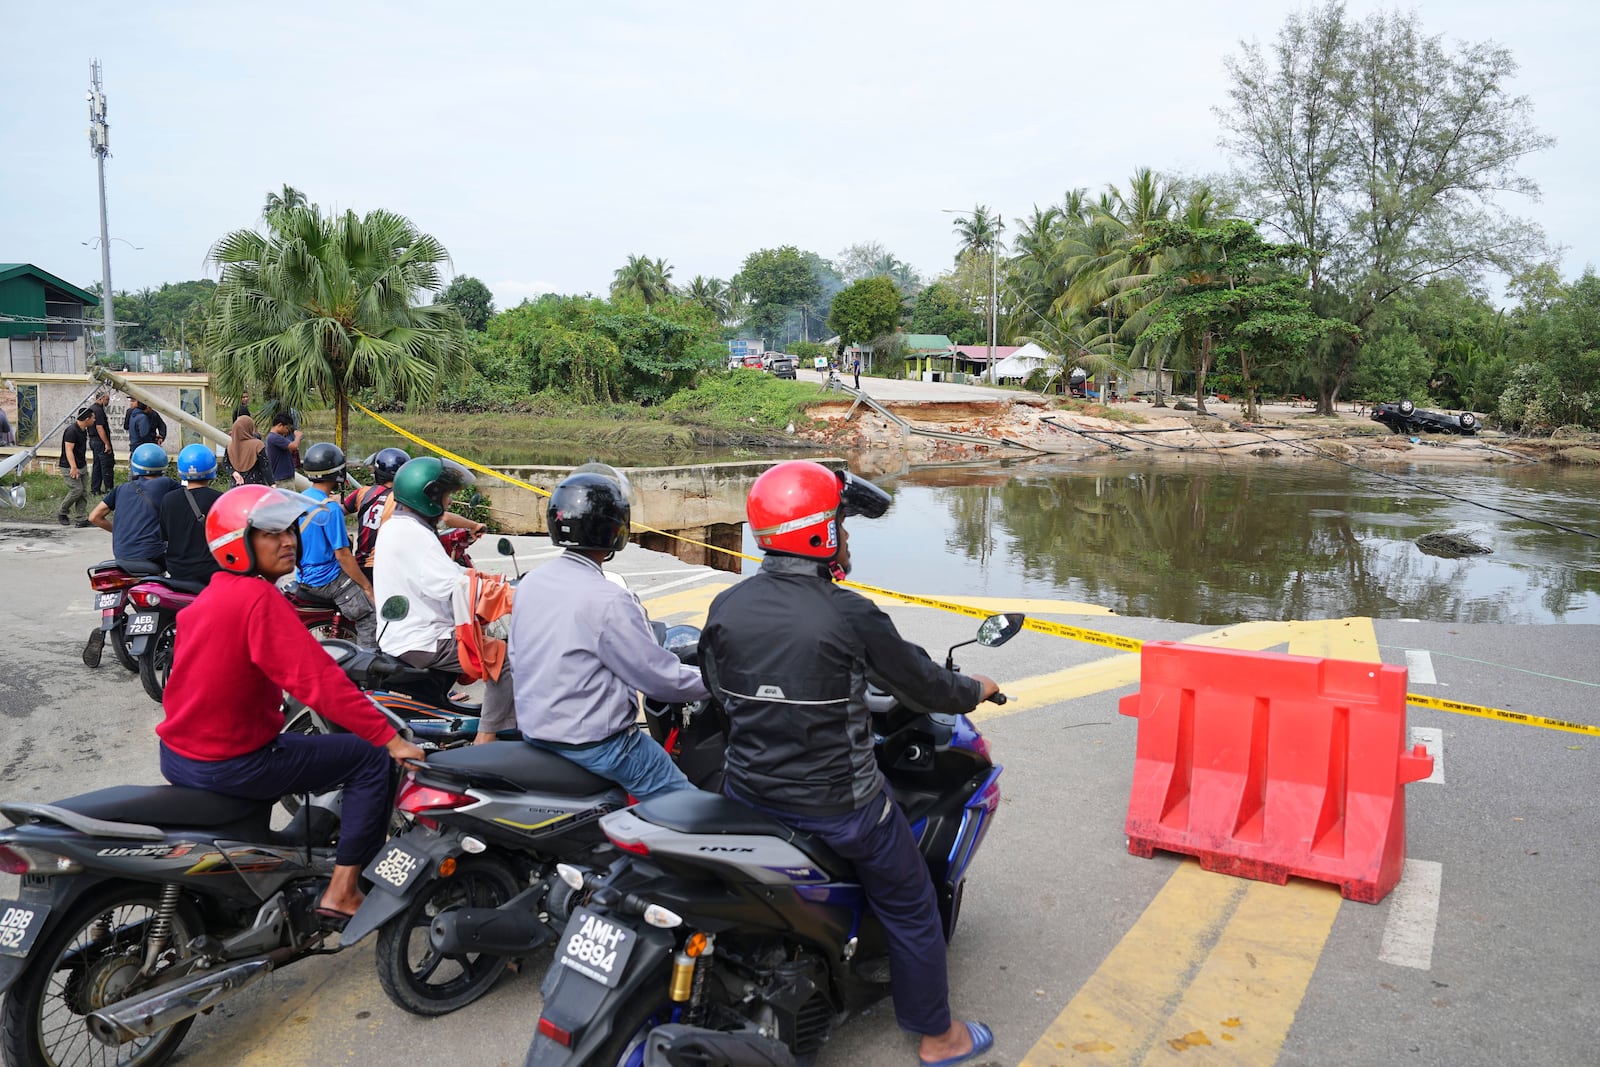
<box><xmin>1408</xmin><ymin>726</ymin><xmax>1445</xmax><ymax>784</ymax></box>
<box><xmin>634</xmin><ymin>571</ymin><xmax>718</xmax><ymax>596</ymax></box>
<box><xmin>1379</xmin><ymin>859</ymin><xmax>1443</xmax><ymax>970</ymax></box>
<box><xmin>1405</xmin><ymin>649</ymin><xmax>1439</xmax><ymax>685</ymax></box>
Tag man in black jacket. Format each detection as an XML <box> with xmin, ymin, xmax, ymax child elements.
<box><xmin>699</xmin><ymin>461</ymin><xmax>997</xmax><ymax>1067</ymax></box>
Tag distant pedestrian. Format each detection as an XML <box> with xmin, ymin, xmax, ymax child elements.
<box><xmin>145</xmin><ymin>402</ymin><xmax>168</xmax><ymax>445</ymax></box>
<box><xmin>88</xmin><ymin>391</ymin><xmax>115</xmax><ymax>493</ymax></box>
<box><xmin>265</xmin><ymin>413</ymin><xmax>302</xmax><ymax>488</ymax></box>
<box><xmin>233</xmin><ymin>391</ymin><xmax>252</xmax><ymax>421</ymax></box>
<box><xmin>225</xmin><ymin>415</ymin><xmax>273</xmax><ymax>487</ymax></box>
<box><xmin>0</xmin><ymin>405</ymin><xmax>14</xmax><ymax>446</ymax></box>
<box><xmin>57</xmin><ymin>409</ymin><xmax>96</xmax><ymax>527</ymax></box>
<box><xmin>126</xmin><ymin>400</ymin><xmax>154</xmax><ymax>450</ymax></box>
<box><xmin>852</xmin><ymin>356</ymin><xmax>862</xmax><ymax>390</ymax></box>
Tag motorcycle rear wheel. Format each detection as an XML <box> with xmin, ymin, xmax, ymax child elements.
<box><xmin>1</xmin><ymin>883</ymin><xmax>201</xmax><ymax>1067</ymax></box>
<box><xmin>111</xmin><ymin>627</ymin><xmax>140</xmax><ymax>674</ymax></box>
<box><xmin>137</xmin><ymin>621</ymin><xmax>177</xmax><ymax>703</ymax></box>
<box><xmin>375</xmin><ymin>858</ymin><xmax>521</xmax><ymax>1016</ymax></box>
<box><xmin>579</xmin><ymin>970</ymin><xmax>674</xmax><ymax>1067</ymax></box>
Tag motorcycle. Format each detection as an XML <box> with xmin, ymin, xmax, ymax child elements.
<box><xmin>337</xmin><ymin>620</ymin><xmax>713</xmax><ymax>1018</ymax></box>
<box><xmin>521</xmin><ymin>613</ymin><xmax>1024</xmax><ymax>1067</ymax></box>
<box><xmin>81</xmin><ymin>559</ymin><xmax>163</xmax><ymax>673</ymax></box>
<box><xmin>123</xmin><ymin>576</ymin><xmax>208</xmax><ymax>703</ymax></box>
<box><xmin>0</xmin><ymin>705</ymin><xmax>419</xmax><ymax>1067</ymax></box>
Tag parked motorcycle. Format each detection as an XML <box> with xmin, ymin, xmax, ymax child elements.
<box><xmin>81</xmin><ymin>559</ymin><xmax>162</xmax><ymax>673</ymax></box>
<box><xmin>123</xmin><ymin>576</ymin><xmax>208</xmax><ymax>703</ymax></box>
<box><xmin>0</xmin><ymin>705</ymin><xmax>419</xmax><ymax>1067</ymax></box>
<box><xmin>522</xmin><ymin>613</ymin><xmax>1023</xmax><ymax>1067</ymax></box>
<box><xmin>338</xmin><ymin>617</ymin><xmax>713</xmax><ymax>1018</ymax></box>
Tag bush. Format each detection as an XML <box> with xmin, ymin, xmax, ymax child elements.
<box><xmin>659</xmin><ymin>370</ymin><xmax>818</xmax><ymax>430</ymax></box>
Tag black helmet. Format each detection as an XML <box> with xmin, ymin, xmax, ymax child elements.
<box><xmin>369</xmin><ymin>447</ymin><xmax>410</xmax><ymax>485</ymax></box>
<box><xmin>548</xmin><ymin>472</ymin><xmax>630</xmax><ymax>555</ymax></box>
<box><xmin>393</xmin><ymin>456</ymin><xmax>475</xmax><ymax>522</ymax></box>
<box><xmin>302</xmin><ymin>442</ymin><xmax>347</xmax><ymax>483</ymax></box>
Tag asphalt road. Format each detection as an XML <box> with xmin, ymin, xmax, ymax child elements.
<box><xmin>2</xmin><ymin>522</ymin><xmax>1596</xmax><ymax>1066</ymax></box>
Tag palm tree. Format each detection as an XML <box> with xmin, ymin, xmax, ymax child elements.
<box><xmin>611</xmin><ymin>255</ymin><xmax>676</xmax><ymax>305</ymax></box>
<box><xmin>262</xmin><ymin>184</ymin><xmax>309</xmax><ymax>219</ymax></box>
<box><xmin>684</xmin><ymin>276</ymin><xmax>731</xmax><ymax>322</ymax></box>
<box><xmin>206</xmin><ymin>204</ymin><xmax>469</xmax><ymax>448</ymax></box>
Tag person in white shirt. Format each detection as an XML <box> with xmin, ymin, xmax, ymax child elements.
<box><xmin>373</xmin><ymin>457</ymin><xmax>514</xmax><ymax>742</ymax></box>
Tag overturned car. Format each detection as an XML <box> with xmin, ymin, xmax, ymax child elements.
<box><xmin>1371</xmin><ymin>399</ymin><xmax>1480</xmax><ymax>436</ymax></box>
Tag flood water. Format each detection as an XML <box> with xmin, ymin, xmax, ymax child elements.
<box><xmin>763</xmin><ymin>457</ymin><xmax>1600</xmax><ymax>626</ymax></box>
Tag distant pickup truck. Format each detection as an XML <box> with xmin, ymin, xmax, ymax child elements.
<box><xmin>767</xmin><ymin>356</ymin><xmax>797</xmax><ymax>379</ymax></box>
<box><xmin>1371</xmin><ymin>399</ymin><xmax>1480</xmax><ymax>436</ymax></box>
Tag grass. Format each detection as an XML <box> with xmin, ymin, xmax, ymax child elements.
<box><xmin>1</xmin><ymin>468</ymin><xmax>114</xmax><ymax>524</ymax></box>
<box><xmin>1049</xmin><ymin>398</ymin><xmax>1149</xmax><ymax>425</ymax></box>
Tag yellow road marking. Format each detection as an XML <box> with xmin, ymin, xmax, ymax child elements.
<box><xmin>1284</xmin><ymin>616</ymin><xmax>1379</xmax><ymax>660</ymax></box>
<box><xmin>640</xmin><ymin>582</ymin><xmax>734</xmax><ymax>624</ymax></box>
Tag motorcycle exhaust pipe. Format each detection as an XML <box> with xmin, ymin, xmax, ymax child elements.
<box><xmin>430</xmin><ymin>907</ymin><xmax>554</xmax><ymax>957</ymax></box>
<box><xmin>86</xmin><ymin>957</ymin><xmax>274</xmax><ymax>1045</ymax></box>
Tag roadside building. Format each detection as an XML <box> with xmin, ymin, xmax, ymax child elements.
<box><xmin>0</xmin><ymin>263</ymin><xmax>100</xmax><ymax>374</ymax></box>
<box><xmin>900</xmin><ymin>334</ymin><xmax>955</xmax><ymax>381</ymax></box>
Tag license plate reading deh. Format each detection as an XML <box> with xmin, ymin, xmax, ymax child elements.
<box><xmin>557</xmin><ymin>907</ymin><xmax>636</xmax><ymax>988</ymax></box>
<box><xmin>363</xmin><ymin>842</ymin><xmax>428</xmax><ymax>893</ymax></box>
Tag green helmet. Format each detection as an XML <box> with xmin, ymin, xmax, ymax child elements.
<box><xmin>391</xmin><ymin>456</ymin><xmax>474</xmax><ymax>520</ymax></box>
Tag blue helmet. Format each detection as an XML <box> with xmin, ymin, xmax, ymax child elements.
<box><xmin>176</xmin><ymin>443</ymin><xmax>218</xmax><ymax>481</ymax></box>
<box><xmin>130</xmin><ymin>443</ymin><xmax>169</xmax><ymax>476</ymax></box>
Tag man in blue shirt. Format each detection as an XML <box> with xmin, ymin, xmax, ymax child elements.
<box><xmin>265</xmin><ymin>413</ymin><xmax>302</xmax><ymax>488</ymax></box>
<box><xmin>126</xmin><ymin>401</ymin><xmax>154</xmax><ymax>450</ymax></box>
<box><xmin>296</xmin><ymin>443</ymin><xmax>376</xmax><ymax>647</ymax></box>
<box><xmin>88</xmin><ymin>443</ymin><xmax>178</xmax><ymax>566</ymax></box>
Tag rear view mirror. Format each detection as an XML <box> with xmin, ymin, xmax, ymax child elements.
<box><xmin>977</xmin><ymin>613</ymin><xmax>1024</xmax><ymax>647</ymax></box>
<box><xmin>497</xmin><ymin>537</ymin><xmax>515</xmax><ymax>556</ymax></box>
<box><xmin>3</xmin><ymin>483</ymin><xmax>23</xmax><ymax>509</ymax></box>
<box><xmin>380</xmin><ymin>595</ymin><xmax>411</xmax><ymax>622</ymax></box>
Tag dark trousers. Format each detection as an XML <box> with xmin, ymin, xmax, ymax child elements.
<box><xmin>159</xmin><ymin>734</ymin><xmax>392</xmax><ymax>868</ymax></box>
<box><xmin>729</xmin><ymin>785</ymin><xmax>951</xmax><ymax>1035</ymax></box>
<box><xmin>90</xmin><ymin>446</ymin><xmax>114</xmax><ymax>494</ymax></box>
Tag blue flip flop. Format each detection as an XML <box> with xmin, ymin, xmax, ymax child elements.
<box><xmin>920</xmin><ymin>1021</ymin><xmax>994</xmax><ymax>1067</ymax></box>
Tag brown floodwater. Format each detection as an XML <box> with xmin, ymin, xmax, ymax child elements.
<box><xmin>744</xmin><ymin>456</ymin><xmax>1600</xmax><ymax>626</ymax></box>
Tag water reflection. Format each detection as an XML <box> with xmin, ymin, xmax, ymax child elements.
<box><xmin>842</xmin><ymin>458</ymin><xmax>1600</xmax><ymax>625</ymax></box>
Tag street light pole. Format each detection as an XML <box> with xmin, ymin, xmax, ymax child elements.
<box><xmin>87</xmin><ymin>59</ymin><xmax>115</xmax><ymax>358</ymax></box>
<box><xmin>989</xmin><ymin>228</ymin><xmax>998</xmax><ymax>385</ymax></box>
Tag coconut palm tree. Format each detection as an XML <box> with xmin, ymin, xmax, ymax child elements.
<box><xmin>206</xmin><ymin>204</ymin><xmax>468</xmax><ymax>448</ymax></box>
<box><xmin>951</xmin><ymin>204</ymin><xmax>1003</xmax><ymax>260</ymax></box>
<box><xmin>684</xmin><ymin>275</ymin><xmax>731</xmax><ymax>322</ymax></box>
<box><xmin>611</xmin><ymin>255</ymin><xmax>676</xmax><ymax>305</ymax></box>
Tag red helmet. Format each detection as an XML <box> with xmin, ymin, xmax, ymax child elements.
<box><xmin>206</xmin><ymin>485</ymin><xmax>314</xmax><ymax>575</ymax></box>
<box><xmin>746</xmin><ymin>461</ymin><xmax>891</xmax><ymax>559</ymax></box>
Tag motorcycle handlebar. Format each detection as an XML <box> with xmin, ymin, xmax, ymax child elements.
<box><xmin>986</xmin><ymin>692</ymin><xmax>1009</xmax><ymax>705</ymax></box>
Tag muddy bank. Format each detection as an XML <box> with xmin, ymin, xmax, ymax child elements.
<box><xmin>800</xmin><ymin>394</ymin><xmax>1572</xmax><ymax>468</ymax></box>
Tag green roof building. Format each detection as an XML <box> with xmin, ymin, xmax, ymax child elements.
<box><xmin>1</xmin><ymin>263</ymin><xmax>100</xmax><ymax>373</ymax></box>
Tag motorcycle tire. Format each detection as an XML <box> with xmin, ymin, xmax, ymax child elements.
<box><xmin>375</xmin><ymin>857</ymin><xmax>521</xmax><ymax>1016</ymax></box>
<box><xmin>572</xmin><ymin>966</ymin><xmax>674</xmax><ymax>1067</ymax></box>
<box><xmin>1</xmin><ymin>882</ymin><xmax>202</xmax><ymax>1067</ymax></box>
<box><xmin>111</xmin><ymin>627</ymin><xmax>140</xmax><ymax>674</ymax></box>
<box><xmin>138</xmin><ymin>621</ymin><xmax>178</xmax><ymax>703</ymax></box>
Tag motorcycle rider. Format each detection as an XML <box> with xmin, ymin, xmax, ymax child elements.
<box><xmin>510</xmin><ymin>470</ymin><xmax>707</xmax><ymax>800</ymax></box>
<box><xmin>88</xmin><ymin>442</ymin><xmax>179</xmax><ymax>568</ymax></box>
<box><xmin>296</xmin><ymin>443</ymin><xmax>377</xmax><ymax>647</ymax></box>
<box><xmin>698</xmin><ymin>460</ymin><xmax>998</xmax><ymax>1067</ymax></box>
<box><xmin>374</xmin><ymin>457</ymin><xmax>514</xmax><ymax>742</ymax></box>
<box><xmin>157</xmin><ymin>485</ymin><xmax>426</xmax><ymax>922</ymax></box>
<box><xmin>344</xmin><ymin>447</ymin><xmax>488</xmax><ymax>580</ymax></box>
<box><xmin>157</xmin><ymin>443</ymin><xmax>224</xmax><ymax>584</ymax></box>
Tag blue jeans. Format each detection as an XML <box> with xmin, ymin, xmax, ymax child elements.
<box><xmin>526</xmin><ymin>725</ymin><xmax>692</xmax><ymax>801</ymax></box>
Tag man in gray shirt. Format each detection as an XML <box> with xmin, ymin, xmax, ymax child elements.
<box><xmin>511</xmin><ymin>470</ymin><xmax>706</xmax><ymax>799</ymax></box>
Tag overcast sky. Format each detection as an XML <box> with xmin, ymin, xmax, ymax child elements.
<box><xmin>3</xmin><ymin>0</ymin><xmax>1593</xmax><ymax>313</ymax></box>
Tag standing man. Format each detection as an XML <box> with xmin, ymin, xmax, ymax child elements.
<box><xmin>126</xmin><ymin>400</ymin><xmax>154</xmax><ymax>450</ymax></box>
<box><xmin>88</xmin><ymin>391</ymin><xmax>115</xmax><ymax>493</ymax></box>
<box><xmin>158</xmin><ymin>444</ymin><xmax>225</xmax><ymax>584</ymax></box>
<box><xmin>57</xmin><ymin>409</ymin><xmax>96</xmax><ymax>527</ymax></box>
<box><xmin>295</xmin><ymin>443</ymin><xmax>377</xmax><ymax>647</ymax></box>
<box><xmin>511</xmin><ymin>469</ymin><xmax>707</xmax><ymax>795</ymax></box>
<box><xmin>852</xmin><ymin>355</ymin><xmax>863</xmax><ymax>390</ymax></box>
<box><xmin>232</xmin><ymin>391</ymin><xmax>252</xmax><ymax>421</ymax></box>
<box><xmin>265</xmin><ymin>413</ymin><xmax>301</xmax><ymax>488</ymax></box>
<box><xmin>699</xmin><ymin>461</ymin><xmax>999</xmax><ymax>1067</ymax></box>
<box><xmin>144</xmin><ymin>401</ymin><xmax>167</xmax><ymax>446</ymax></box>
<box><xmin>89</xmin><ymin>443</ymin><xmax>179</xmax><ymax>567</ymax></box>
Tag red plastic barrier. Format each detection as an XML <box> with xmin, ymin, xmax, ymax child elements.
<box><xmin>1118</xmin><ymin>641</ymin><xmax>1433</xmax><ymax>903</ymax></box>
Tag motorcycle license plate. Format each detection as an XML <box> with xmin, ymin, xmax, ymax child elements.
<box><xmin>0</xmin><ymin>900</ymin><xmax>50</xmax><ymax>957</ymax></box>
<box><xmin>94</xmin><ymin>592</ymin><xmax>120</xmax><ymax>610</ymax></box>
<box><xmin>363</xmin><ymin>841</ymin><xmax>429</xmax><ymax>893</ymax></box>
<box><xmin>126</xmin><ymin>612</ymin><xmax>159</xmax><ymax>637</ymax></box>
<box><xmin>556</xmin><ymin>907</ymin><xmax>636</xmax><ymax>988</ymax></box>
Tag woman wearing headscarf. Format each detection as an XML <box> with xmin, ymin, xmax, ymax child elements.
<box><xmin>224</xmin><ymin>415</ymin><xmax>273</xmax><ymax>486</ymax></box>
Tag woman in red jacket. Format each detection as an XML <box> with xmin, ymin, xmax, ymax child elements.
<box><xmin>157</xmin><ymin>485</ymin><xmax>426</xmax><ymax>924</ymax></box>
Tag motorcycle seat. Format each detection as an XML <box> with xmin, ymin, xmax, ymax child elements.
<box><xmin>53</xmin><ymin>785</ymin><xmax>270</xmax><ymax>830</ymax></box>
<box><xmin>283</xmin><ymin>582</ymin><xmax>335</xmax><ymax>607</ymax></box>
<box><xmin>423</xmin><ymin>741</ymin><xmax>616</xmax><ymax>796</ymax></box>
<box><xmin>112</xmin><ymin>558</ymin><xmax>164</xmax><ymax>577</ymax></box>
<box><xmin>149</xmin><ymin>575</ymin><xmax>208</xmax><ymax>595</ymax></box>
<box><xmin>635</xmin><ymin>792</ymin><xmax>857</xmax><ymax>879</ymax></box>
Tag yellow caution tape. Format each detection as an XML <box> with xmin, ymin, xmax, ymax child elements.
<box><xmin>1406</xmin><ymin>693</ymin><xmax>1600</xmax><ymax>738</ymax></box>
<box><xmin>353</xmin><ymin>403</ymin><xmax>1597</xmax><ymax>737</ymax></box>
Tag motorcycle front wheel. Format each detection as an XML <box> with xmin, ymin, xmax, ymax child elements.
<box><xmin>137</xmin><ymin>621</ymin><xmax>177</xmax><ymax>703</ymax></box>
<box><xmin>375</xmin><ymin>858</ymin><xmax>521</xmax><ymax>1016</ymax></box>
<box><xmin>1</xmin><ymin>883</ymin><xmax>201</xmax><ymax>1067</ymax></box>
